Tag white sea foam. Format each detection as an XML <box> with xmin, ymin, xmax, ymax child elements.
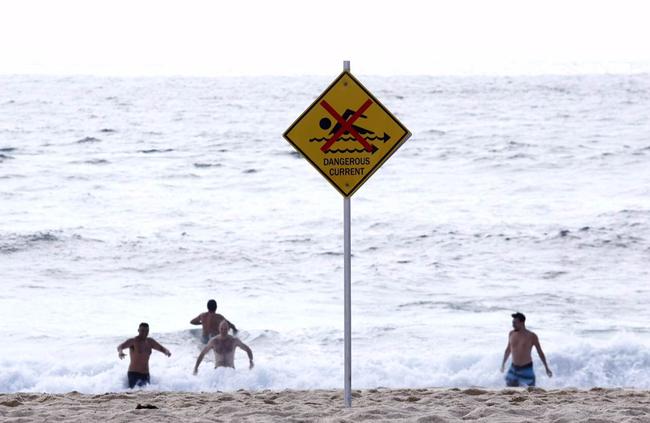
<box><xmin>1</xmin><ymin>330</ymin><xmax>649</xmax><ymax>393</ymax></box>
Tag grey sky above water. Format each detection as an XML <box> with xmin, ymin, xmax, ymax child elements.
<box><xmin>1</xmin><ymin>0</ymin><xmax>649</xmax><ymax>76</ymax></box>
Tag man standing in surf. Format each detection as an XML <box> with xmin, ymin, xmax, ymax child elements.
<box><xmin>193</xmin><ymin>321</ymin><xmax>253</xmax><ymax>374</ymax></box>
<box><xmin>190</xmin><ymin>299</ymin><xmax>238</xmax><ymax>344</ymax></box>
<box><xmin>500</xmin><ymin>312</ymin><xmax>553</xmax><ymax>387</ymax></box>
<box><xmin>117</xmin><ymin>322</ymin><xmax>172</xmax><ymax>388</ymax></box>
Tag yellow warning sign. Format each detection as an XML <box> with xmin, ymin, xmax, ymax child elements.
<box><xmin>283</xmin><ymin>71</ymin><xmax>411</xmax><ymax>197</ymax></box>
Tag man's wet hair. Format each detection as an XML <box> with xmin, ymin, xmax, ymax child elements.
<box><xmin>139</xmin><ymin>322</ymin><xmax>149</xmax><ymax>328</ymax></box>
<box><xmin>511</xmin><ymin>312</ymin><xmax>526</xmax><ymax>322</ymax></box>
<box><xmin>207</xmin><ymin>299</ymin><xmax>217</xmax><ymax>311</ymax></box>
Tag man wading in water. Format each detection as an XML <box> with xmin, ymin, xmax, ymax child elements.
<box><xmin>193</xmin><ymin>321</ymin><xmax>253</xmax><ymax>374</ymax></box>
<box><xmin>117</xmin><ymin>322</ymin><xmax>171</xmax><ymax>388</ymax></box>
<box><xmin>500</xmin><ymin>312</ymin><xmax>552</xmax><ymax>387</ymax></box>
<box><xmin>190</xmin><ymin>299</ymin><xmax>238</xmax><ymax>344</ymax></box>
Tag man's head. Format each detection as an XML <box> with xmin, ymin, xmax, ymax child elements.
<box><xmin>207</xmin><ymin>299</ymin><xmax>217</xmax><ymax>312</ymax></box>
<box><xmin>511</xmin><ymin>312</ymin><xmax>526</xmax><ymax>330</ymax></box>
<box><xmin>218</xmin><ymin>320</ymin><xmax>230</xmax><ymax>336</ymax></box>
<box><xmin>138</xmin><ymin>322</ymin><xmax>149</xmax><ymax>337</ymax></box>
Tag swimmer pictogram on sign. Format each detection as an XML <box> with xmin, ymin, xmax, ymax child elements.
<box><xmin>318</xmin><ymin>99</ymin><xmax>375</xmax><ymax>153</ymax></box>
<box><xmin>283</xmin><ymin>71</ymin><xmax>411</xmax><ymax>197</ymax></box>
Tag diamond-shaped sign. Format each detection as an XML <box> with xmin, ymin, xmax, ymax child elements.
<box><xmin>283</xmin><ymin>71</ymin><xmax>411</xmax><ymax>197</ymax></box>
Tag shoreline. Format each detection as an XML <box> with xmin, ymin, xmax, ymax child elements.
<box><xmin>2</xmin><ymin>387</ymin><xmax>649</xmax><ymax>422</ymax></box>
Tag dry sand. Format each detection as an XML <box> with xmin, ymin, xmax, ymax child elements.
<box><xmin>1</xmin><ymin>388</ymin><xmax>650</xmax><ymax>422</ymax></box>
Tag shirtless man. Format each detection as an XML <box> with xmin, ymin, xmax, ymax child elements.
<box><xmin>190</xmin><ymin>299</ymin><xmax>238</xmax><ymax>344</ymax></box>
<box><xmin>193</xmin><ymin>321</ymin><xmax>253</xmax><ymax>374</ymax></box>
<box><xmin>500</xmin><ymin>312</ymin><xmax>552</xmax><ymax>387</ymax></box>
<box><xmin>117</xmin><ymin>322</ymin><xmax>171</xmax><ymax>388</ymax></box>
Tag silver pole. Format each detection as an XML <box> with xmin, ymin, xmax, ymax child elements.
<box><xmin>343</xmin><ymin>59</ymin><xmax>352</xmax><ymax>408</ymax></box>
<box><xmin>344</xmin><ymin>196</ymin><xmax>351</xmax><ymax>407</ymax></box>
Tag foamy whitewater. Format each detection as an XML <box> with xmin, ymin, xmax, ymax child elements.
<box><xmin>1</xmin><ymin>73</ymin><xmax>649</xmax><ymax>393</ymax></box>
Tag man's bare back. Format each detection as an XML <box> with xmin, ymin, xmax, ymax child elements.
<box><xmin>190</xmin><ymin>299</ymin><xmax>238</xmax><ymax>342</ymax></box>
<box><xmin>192</xmin><ymin>312</ymin><xmax>228</xmax><ymax>338</ymax></box>
<box><xmin>507</xmin><ymin>328</ymin><xmax>536</xmax><ymax>366</ymax></box>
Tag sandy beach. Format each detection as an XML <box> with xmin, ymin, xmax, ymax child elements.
<box><xmin>2</xmin><ymin>388</ymin><xmax>649</xmax><ymax>422</ymax></box>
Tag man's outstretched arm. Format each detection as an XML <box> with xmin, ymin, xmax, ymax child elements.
<box><xmin>533</xmin><ymin>335</ymin><xmax>552</xmax><ymax>377</ymax></box>
<box><xmin>190</xmin><ymin>314</ymin><xmax>202</xmax><ymax>325</ymax></box>
<box><xmin>117</xmin><ymin>338</ymin><xmax>133</xmax><ymax>359</ymax></box>
<box><xmin>500</xmin><ymin>342</ymin><xmax>511</xmax><ymax>372</ymax></box>
<box><xmin>236</xmin><ymin>340</ymin><xmax>254</xmax><ymax>369</ymax></box>
<box><xmin>149</xmin><ymin>339</ymin><xmax>171</xmax><ymax>357</ymax></box>
<box><xmin>226</xmin><ymin>318</ymin><xmax>238</xmax><ymax>334</ymax></box>
<box><xmin>193</xmin><ymin>344</ymin><xmax>212</xmax><ymax>375</ymax></box>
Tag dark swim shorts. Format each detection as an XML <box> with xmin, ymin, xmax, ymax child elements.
<box><xmin>505</xmin><ymin>362</ymin><xmax>536</xmax><ymax>387</ymax></box>
<box><xmin>127</xmin><ymin>371</ymin><xmax>150</xmax><ymax>389</ymax></box>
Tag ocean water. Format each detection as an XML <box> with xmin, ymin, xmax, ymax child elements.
<box><xmin>1</xmin><ymin>73</ymin><xmax>649</xmax><ymax>393</ymax></box>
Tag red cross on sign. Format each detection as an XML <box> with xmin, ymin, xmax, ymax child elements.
<box><xmin>319</xmin><ymin>99</ymin><xmax>374</xmax><ymax>153</ymax></box>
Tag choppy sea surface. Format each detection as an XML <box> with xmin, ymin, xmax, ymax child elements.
<box><xmin>1</xmin><ymin>73</ymin><xmax>649</xmax><ymax>393</ymax></box>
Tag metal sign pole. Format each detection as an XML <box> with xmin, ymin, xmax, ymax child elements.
<box><xmin>343</xmin><ymin>60</ymin><xmax>352</xmax><ymax>408</ymax></box>
<box><xmin>284</xmin><ymin>59</ymin><xmax>411</xmax><ymax>409</ymax></box>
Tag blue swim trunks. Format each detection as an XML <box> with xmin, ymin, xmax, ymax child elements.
<box><xmin>505</xmin><ymin>362</ymin><xmax>535</xmax><ymax>387</ymax></box>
